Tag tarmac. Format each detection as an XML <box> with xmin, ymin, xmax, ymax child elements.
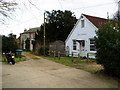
<box><xmin>2</xmin><ymin>52</ymin><xmax>119</xmax><ymax>88</ymax></box>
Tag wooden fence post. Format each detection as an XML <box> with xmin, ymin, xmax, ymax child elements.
<box><xmin>48</xmin><ymin>50</ymin><xmax>51</xmax><ymax>56</ymax></box>
<box><xmin>87</xmin><ymin>53</ymin><xmax>89</xmax><ymax>62</ymax></box>
<box><xmin>51</xmin><ymin>51</ymin><xmax>53</xmax><ymax>56</ymax></box>
<box><xmin>78</xmin><ymin>53</ymin><xmax>80</xmax><ymax>61</ymax></box>
<box><xmin>71</xmin><ymin>52</ymin><xmax>74</xmax><ymax>62</ymax></box>
<box><xmin>58</xmin><ymin>51</ymin><xmax>60</xmax><ymax>60</ymax></box>
<box><xmin>54</xmin><ymin>51</ymin><xmax>56</xmax><ymax>60</ymax></box>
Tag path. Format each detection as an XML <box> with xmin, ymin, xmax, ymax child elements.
<box><xmin>2</xmin><ymin>52</ymin><xmax>119</xmax><ymax>88</ymax></box>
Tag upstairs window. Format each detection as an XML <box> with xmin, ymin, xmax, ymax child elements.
<box><xmin>81</xmin><ymin>20</ymin><xmax>85</xmax><ymax>28</ymax></box>
<box><xmin>73</xmin><ymin>40</ymin><xmax>76</xmax><ymax>50</ymax></box>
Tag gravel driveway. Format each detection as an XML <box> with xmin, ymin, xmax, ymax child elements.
<box><xmin>2</xmin><ymin>52</ymin><xmax>119</xmax><ymax>88</ymax></box>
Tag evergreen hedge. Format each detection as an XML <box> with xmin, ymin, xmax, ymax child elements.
<box><xmin>95</xmin><ymin>21</ymin><xmax>120</xmax><ymax>77</ymax></box>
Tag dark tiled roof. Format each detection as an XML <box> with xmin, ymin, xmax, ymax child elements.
<box><xmin>83</xmin><ymin>14</ymin><xmax>120</xmax><ymax>29</ymax></box>
<box><xmin>24</xmin><ymin>27</ymin><xmax>40</xmax><ymax>33</ymax></box>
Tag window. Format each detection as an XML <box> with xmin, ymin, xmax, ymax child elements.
<box><xmin>90</xmin><ymin>39</ymin><xmax>95</xmax><ymax>51</ymax></box>
<box><xmin>80</xmin><ymin>40</ymin><xmax>85</xmax><ymax>47</ymax></box>
<box><xmin>90</xmin><ymin>39</ymin><xmax>95</xmax><ymax>44</ymax></box>
<box><xmin>73</xmin><ymin>40</ymin><xmax>76</xmax><ymax>50</ymax></box>
<box><xmin>81</xmin><ymin>20</ymin><xmax>85</xmax><ymax>28</ymax></box>
<box><xmin>90</xmin><ymin>45</ymin><xmax>96</xmax><ymax>51</ymax></box>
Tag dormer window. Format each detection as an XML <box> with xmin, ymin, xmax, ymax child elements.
<box><xmin>81</xmin><ymin>20</ymin><xmax>85</xmax><ymax>28</ymax></box>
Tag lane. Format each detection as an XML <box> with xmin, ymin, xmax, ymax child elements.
<box><xmin>2</xmin><ymin>52</ymin><xmax>118</xmax><ymax>88</ymax></box>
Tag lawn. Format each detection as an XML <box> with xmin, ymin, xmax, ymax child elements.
<box><xmin>77</xmin><ymin>64</ymin><xmax>104</xmax><ymax>73</ymax></box>
<box><xmin>43</xmin><ymin>56</ymin><xmax>95</xmax><ymax>66</ymax></box>
<box><xmin>0</xmin><ymin>56</ymin><xmax>26</xmax><ymax>62</ymax></box>
<box><xmin>43</xmin><ymin>56</ymin><xmax>103</xmax><ymax>73</ymax></box>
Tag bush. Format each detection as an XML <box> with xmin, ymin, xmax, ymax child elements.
<box><xmin>2</xmin><ymin>34</ymin><xmax>18</xmax><ymax>53</ymax></box>
<box><xmin>95</xmin><ymin>21</ymin><xmax>120</xmax><ymax>77</ymax></box>
<box><xmin>39</xmin><ymin>47</ymin><xmax>48</xmax><ymax>56</ymax></box>
<box><xmin>25</xmin><ymin>38</ymin><xmax>30</xmax><ymax>51</ymax></box>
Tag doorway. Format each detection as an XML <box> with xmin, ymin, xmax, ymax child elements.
<box><xmin>79</xmin><ymin>40</ymin><xmax>85</xmax><ymax>57</ymax></box>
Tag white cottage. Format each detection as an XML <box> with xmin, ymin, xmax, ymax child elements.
<box><xmin>65</xmin><ymin>14</ymin><xmax>119</xmax><ymax>58</ymax></box>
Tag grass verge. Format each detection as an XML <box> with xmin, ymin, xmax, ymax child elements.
<box><xmin>43</xmin><ymin>56</ymin><xmax>104</xmax><ymax>74</ymax></box>
<box><xmin>43</xmin><ymin>56</ymin><xmax>95</xmax><ymax>66</ymax></box>
<box><xmin>0</xmin><ymin>57</ymin><xmax>26</xmax><ymax>62</ymax></box>
<box><xmin>32</xmin><ymin>57</ymin><xmax>42</xmax><ymax>60</ymax></box>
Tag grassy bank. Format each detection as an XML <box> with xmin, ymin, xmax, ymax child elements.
<box><xmin>43</xmin><ymin>56</ymin><xmax>104</xmax><ymax>73</ymax></box>
<box><xmin>43</xmin><ymin>56</ymin><xmax>95</xmax><ymax>66</ymax></box>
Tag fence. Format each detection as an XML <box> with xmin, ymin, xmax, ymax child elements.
<box><xmin>48</xmin><ymin>50</ymin><xmax>95</xmax><ymax>61</ymax></box>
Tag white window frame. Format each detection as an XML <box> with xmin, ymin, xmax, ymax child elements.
<box><xmin>73</xmin><ymin>40</ymin><xmax>77</xmax><ymax>50</ymax></box>
<box><xmin>90</xmin><ymin>39</ymin><xmax>96</xmax><ymax>51</ymax></box>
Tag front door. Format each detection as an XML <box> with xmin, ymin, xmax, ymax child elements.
<box><xmin>80</xmin><ymin>41</ymin><xmax>85</xmax><ymax>57</ymax></box>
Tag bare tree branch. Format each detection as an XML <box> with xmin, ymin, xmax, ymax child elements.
<box><xmin>0</xmin><ymin>0</ymin><xmax>17</xmax><ymax>23</ymax></box>
<box><xmin>27</xmin><ymin>0</ymin><xmax>41</xmax><ymax>11</ymax></box>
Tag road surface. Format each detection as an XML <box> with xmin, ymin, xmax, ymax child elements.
<box><xmin>2</xmin><ymin>52</ymin><xmax>119</xmax><ymax>88</ymax></box>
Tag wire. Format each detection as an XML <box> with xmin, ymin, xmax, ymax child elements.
<box><xmin>6</xmin><ymin>13</ymin><xmax>44</xmax><ymax>29</ymax></box>
<box><xmin>58</xmin><ymin>0</ymin><xmax>63</xmax><ymax>10</ymax></box>
<box><xmin>69</xmin><ymin>2</ymin><xmax>116</xmax><ymax>11</ymax></box>
<box><xmin>27</xmin><ymin>0</ymin><xmax>42</xmax><ymax>11</ymax></box>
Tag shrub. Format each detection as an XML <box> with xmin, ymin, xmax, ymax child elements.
<box><xmin>2</xmin><ymin>34</ymin><xmax>18</xmax><ymax>53</ymax></box>
<box><xmin>25</xmin><ymin>38</ymin><xmax>30</xmax><ymax>51</ymax></box>
<box><xmin>39</xmin><ymin>47</ymin><xmax>48</xmax><ymax>56</ymax></box>
<box><xmin>95</xmin><ymin>21</ymin><xmax>120</xmax><ymax>77</ymax></box>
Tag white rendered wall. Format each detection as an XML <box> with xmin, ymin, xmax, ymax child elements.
<box><xmin>65</xmin><ymin>15</ymin><xmax>97</xmax><ymax>57</ymax></box>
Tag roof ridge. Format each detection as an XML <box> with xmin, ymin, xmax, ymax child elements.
<box><xmin>82</xmin><ymin>14</ymin><xmax>108</xmax><ymax>20</ymax></box>
<box><xmin>82</xmin><ymin>14</ymin><xmax>120</xmax><ymax>28</ymax></box>
<box><xmin>82</xmin><ymin>14</ymin><xmax>119</xmax><ymax>22</ymax></box>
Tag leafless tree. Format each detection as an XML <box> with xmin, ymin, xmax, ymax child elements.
<box><xmin>0</xmin><ymin>0</ymin><xmax>17</xmax><ymax>23</ymax></box>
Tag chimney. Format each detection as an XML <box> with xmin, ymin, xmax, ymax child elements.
<box><xmin>12</xmin><ymin>35</ymin><xmax>16</xmax><ymax>39</ymax></box>
<box><xmin>24</xmin><ymin>29</ymin><xmax>27</xmax><ymax>32</ymax></box>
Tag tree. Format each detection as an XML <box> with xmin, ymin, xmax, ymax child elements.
<box><xmin>2</xmin><ymin>33</ymin><xmax>18</xmax><ymax>53</ymax></box>
<box><xmin>114</xmin><ymin>11</ymin><xmax>120</xmax><ymax>21</ymax></box>
<box><xmin>37</xmin><ymin>10</ymin><xmax>77</xmax><ymax>43</ymax></box>
<box><xmin>0</xmin><ymin>0</ymin><xmax>17</xmax><ymax>23</ymax></box>
<box><xmin>95</xmin><ymin>21</ymin><xmax>120</xmax><ymax>77</ymax></box>
<box><xmin>34</xmin><ymin>10</ymin><xmax>77</xmax><ymax>55</ymax></box>
<box><xmin>113</xmin><ymin>1</ymin><xmax>120</xmax><ymax>21</ymax></box>
<box><xmin>35</xmin><ymin>10</ymin><xmax>77</xmax><ymax>52</ymax></box>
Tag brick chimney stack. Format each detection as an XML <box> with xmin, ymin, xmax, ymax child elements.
<box><xmin>24</xmin><ymin>29</ymin><xmax>27</xmax><ymax>32</ymax></box>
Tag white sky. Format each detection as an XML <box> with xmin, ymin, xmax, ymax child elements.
<box><xmin>0</xmin><ymin>0</ymin><xmax>119</xmax><ymax>37</ymax></box>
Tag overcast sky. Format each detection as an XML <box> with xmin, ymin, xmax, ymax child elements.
<box><xmin>0</xmin><ymin>0</ymin><xmax>119</xmax><ymax>37</ymax></box>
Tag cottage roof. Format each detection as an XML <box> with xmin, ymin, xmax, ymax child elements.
<box><xmin>50</xmin><ymin>40</ymin><xmax>64</xmax><ymax>45</ymax></box>
<box><xmin>24</xmin><ymin>27</ymin><xmax>39</xmax><ymax>33</ymax></box>
<box><xmin>83</xmin><ymin>14</ymin><xmax>120</xmax><ymax>29</ymax></box>
<box><xmin>65</xmin><ymin>14</ymin><xmax>120</xmax><ymax>43</ymax></box>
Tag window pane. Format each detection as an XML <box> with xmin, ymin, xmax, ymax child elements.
<box><xmin>81</xmin><ymin>20</ymin><xmax>85</xmax><ymax>28</ymax></box>
<box><xmin>73</xmin><ymin>46</ymin><xmax>76</xmax><ymax>50</ymax></box>
<box><xmin>90</xmin><ymin>45</ymin><xmax>95</xmax><ymax>51</ymax></box>
<box><xmin>90</xmin><ymin>39</ymin><xmax>96</xmax><ymax>51</ymax></box>
<box><xmin>73</xmin><ymin>40</ymin><xmax>76</xmax><ymax>50</ymax></box>
<box><xmin>90</xmin><ymin>39</ymin><xmax>95</xmax><ymax>44</ymax></box>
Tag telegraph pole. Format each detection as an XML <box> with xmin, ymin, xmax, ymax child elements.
<box><xmin>118</xmin><ymin>1</ymin><xmax>120</xmax><ymax>22</ymax></box>
<box><xmin>43</xmin><ymin>12</ymin><xmax>46</xmax><ymax>56</ymax></box>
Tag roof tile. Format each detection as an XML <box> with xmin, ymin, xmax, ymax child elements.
<box><xmin>83</xmin><ymin>14</ymin><xmax>120</xmax><ymax>29</ymax></box>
